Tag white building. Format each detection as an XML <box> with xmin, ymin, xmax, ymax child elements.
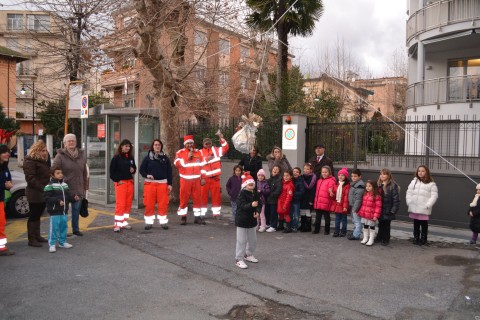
<box><xmin>405</xmin><ymin>0</ymin><xmax>480</xmax><ymax>156</ymax></box>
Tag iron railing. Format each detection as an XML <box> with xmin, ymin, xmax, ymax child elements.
<box><xmin>407</xmin><ymin>75</ymin><xmax>480</xmax><ymax>107</ymax></box>
<box><xmin>407</xmin><ymin>0</ymin><xmax>480</xmax><ymax>43</ymax></box>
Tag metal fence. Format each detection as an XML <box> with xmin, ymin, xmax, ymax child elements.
<box><xmin>179</xmin><ymin>117</ymin><xmax>282</xmax><ymax>159</ymax></box>
<box><xmin>307</xmin><ymin>115</ymin><xmax>480</xmax><ymax>174</ymax></box>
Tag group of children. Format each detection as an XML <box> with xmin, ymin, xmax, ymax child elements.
<box><xmin>229</xmin><ymin>162</ymin><xmax>446</xmax><ymax>269</ymax></box>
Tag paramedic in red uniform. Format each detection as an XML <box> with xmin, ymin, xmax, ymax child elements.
<box><xmin>174</xmin><ymin>135</ymin><xmax>205</xmax><ymax>225</ymax></box>
<box><xmin>200</xmin><ymin>131</ymin><xmax>229</xmax><ymax>219</ymax></box>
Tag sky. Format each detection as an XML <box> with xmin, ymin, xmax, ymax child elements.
<box><xmin>289</xmin><ymin>0</ymin><xmax>408</xmax><ymax>78</ymax></box>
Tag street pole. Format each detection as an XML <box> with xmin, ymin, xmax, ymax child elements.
<box><xmin>32</xmin><ymin>81</ymin><xmax>35</xmax><ymax>136</ymax></box>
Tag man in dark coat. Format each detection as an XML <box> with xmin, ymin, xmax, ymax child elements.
<box><xmin>309</xmin><ymin>144</ymin><xmax>334</xmax><ymax>179</ymax></box>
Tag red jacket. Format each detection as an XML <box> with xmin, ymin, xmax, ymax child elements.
<box><xmin>358</xmin><ymin>191</ymin><xmax>382</xmax><ymax>220</ymax></box>
<box><xmin>277</xmin><ymin>179</ymin><xmax>295</xmax><ymax>215</ymax></box>
<box><xmin>313</xmin><ymin>176</ymin><xmax>336</xmax><ymax>211</ymax></box>
<box><xmin>174</xmin><ymin>147</ymin><xmax>204</xmax><ymax>180</ymax></box>
<box><xmin>200</xmin><ymin>138</ymin><xmax>229</xmax><ymax>178</ymax></box>
<box><xmin>330</xmin><ymin>182</ymin><xmax>350</xmax><ymax>214</ymax></box>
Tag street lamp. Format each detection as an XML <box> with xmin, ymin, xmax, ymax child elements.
<box><xmin>20</xmin><ymin>82</ymin><xmax>35</xmax><ymax>136</ymax></box>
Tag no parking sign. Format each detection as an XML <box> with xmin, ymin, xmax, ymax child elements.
<box><xmin>80</xmin><ymin>95</ymin><xmax>89</xmax><ymax>119</ymax></box>
<box><xmin>282</xmin><ymin>124</ymin><xmax>297</xmax><ymax>150</ymax></box>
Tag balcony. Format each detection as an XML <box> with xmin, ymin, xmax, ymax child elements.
<box><xmin>407</xmin><ymin>0</ymin><xmax>480</xmax><ymax>43</ymax></box>
<box><xmin>407</xmin><ymin>75</ymin><xmax>480</xmax><ymax>107</ymax></box>
<box><xmin>100</xmin><ymin>69</ymin><xmax>139</xmax><ymax>89</ymax></box>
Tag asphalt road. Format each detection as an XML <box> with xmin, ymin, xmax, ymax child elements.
<box><xmin>1</xmin><ymin>205</ymin><xmax>480</xmax><ymax>320</ymax></box>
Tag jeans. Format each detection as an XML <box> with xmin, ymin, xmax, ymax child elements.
<box><xmin>290</xmin><ymin>202</ymin><xmax>300</xmax><ymax>230</ymax></box>
<box><xmin>231</xmin><ymin>201</ymin><xmax>237</xmax><ymax>223</ymax></box>
<box><xmin>265</xmin><ymin>203</ymin><xmax>278</xmax><ymax>228</ymax></box>
<box><xmin>351</xmin><ymin>211</ymin><xmax>362</xmax><ymax>238</ymax></box>
<box><xmin>335</xmin><ymin>213</ymin><xmax>347</xmax><ymax>234</ymax></box>
<box><xmin>49</xmin><ymin>215</ymin><xmax>68</xmax><ymax>246</ymax></box>
<box><xmin>71</xmin><ymin>200</ymin><xmax>81</xmax><ymax>233</ymax></box>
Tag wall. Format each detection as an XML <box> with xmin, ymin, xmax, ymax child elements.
<box><xmin>0</xmin><ymin>57</ymin><xmax>17</xmax><ymax>117</ymax></box>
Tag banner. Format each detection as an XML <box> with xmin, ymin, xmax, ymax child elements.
<box><xmin>68</xmin><ymin>84</ymin><xmax>83</xmax><ymax>110</ymax></box>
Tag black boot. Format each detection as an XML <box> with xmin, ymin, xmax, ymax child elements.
<box><xmin>324</xmin><ymin>225</ymin><xmax>330</xmax><ymax>235</ymax></box>
<box><xmin>413</xmin><ymin>230</ymin><xmax>420</xmax><ymax>245</ymax></box>
<box><xmin>420</xmin><ymin>231</ymin><xmax>428</xmax><ymax>246</ymax></box>
<box><xmin>277</xmin><ymin>221</ymin><xmax>284</xmax><ymax>231</ymax></box>
<box><xmin>34</xmin><ymin>220</ymin><xmax>48</xmax><ymax>243</ymax></box>
<box><xmin>180</xmin><ymin>216</ymin><xmax>187</xmax><ymax>225</ymax></box>
<box><xmin>27</xmin><ymin>221</ymin><xmax>42</xmax><ymax>247</ymax></box>
<box><xmin>312</xmin><ymin>222</ymin><xmax>320</xmax><ymax>234</ymax></box>
<box><xmin>194</xmin><ymin>217</ymin><xmax>201</xmax><ymax>224</ymax></box>
<box><xmin>283</xmin><ymin>222</ymin><xmax>292</xmax><ymax>233</ymax></box>
<box><xmin>299</xmin><ymin>216</ymin><xmax>306</xmax><ymax>232</ymax></box>
<box><xmin>304</xmin><ymin>217</ymin><xmax>312</xmax><ymax>232</ymax></box>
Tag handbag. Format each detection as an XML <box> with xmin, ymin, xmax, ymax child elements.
<box><xmin>79</xmin><ymin>197</ymin><xmax>89</xmax><ymax>218</ymax></box>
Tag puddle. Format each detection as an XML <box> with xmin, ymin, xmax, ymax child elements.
<box><xmin>434</xmin><ymin>255</ymin><xmax>479</xmax><ymax>267</ymax></box>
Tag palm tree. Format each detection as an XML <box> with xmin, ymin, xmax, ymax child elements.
<box><xmin>246</xmin><ymin>0</ymin><xmax>324</xmax><ymax>113</ymax></box>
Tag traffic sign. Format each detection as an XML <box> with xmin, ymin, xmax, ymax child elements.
<box><xmin>81</xmin><ymin>95</ymin><xmax>89</xmax><ymax>119</ymax></box>
<box><xmin>282</xmin><ymin>124</ymin><xmax>298</xmax><ymax>150</ymax></box>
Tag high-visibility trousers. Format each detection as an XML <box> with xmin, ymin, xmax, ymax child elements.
<box><xmin>114</xmin><ymin>180</ymin><xmax>134</xmax><ymax>228</ymax></box>
<box><xmin>178</xmin><ymin>178</ymin><xmax>201</xmax><ymax>217</ymax></box>
<box><xmin>0</xmin><ymin>202</ymin><xmax>8</xmax><ymax>251</ymax></box>
<box><xmin>143</xmin><ymin>182</ymin><xmax>169</xmax><ymax>225</ymax></box>
<box><xmin>200</xmin><ymin>176</ymin><xmax>222</xmax><ymax>216</ymax></box>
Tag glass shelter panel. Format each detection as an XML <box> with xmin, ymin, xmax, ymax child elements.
<box><xmin>107</xmin><ymin>116</ymin><xmax>121</xmax><ymax>204</ymax></box>
<box><xmin>137</xmin><ymin>118</ymin><xmax>160</xmax><ymax>206</ymax></box>
<box><xmin>86</xmin><ymin>117</ymin><xmax>107</xmax><ymax>204</ymax></box>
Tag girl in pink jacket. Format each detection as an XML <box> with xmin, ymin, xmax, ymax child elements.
<box><xmin>313</xmin><ymin>165</ymin><xmax>336</xmax><ymax>235</ymax></box>
<box><xmin>358</xmin><ymin>180</ymin><xmax>382</xmax><ymax>246</ymax></box>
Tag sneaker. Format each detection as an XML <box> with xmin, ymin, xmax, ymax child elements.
<box><xmin>266</xmin><ymin>227</ymin><xmax>276</xmax><ymax>233</ymax></box>
<box><xmin>339</xmin><ymin>232</ymin><xmax>346</xmax><ymax>237</ymax></box>
<box><xmin>470</xmin><ymin>240</ymin><xmax>476</xmax><ymax>245</ymax></box>
<box><xmin>123</xmin><ymin>225</ymin><xmax>132</xmax><ymax>230</ymax></box>
<box><xmin>244</xmin><ymin>255</ymin><xmax>259</xmax><ymax>263</ymax></box>
<box><xmin>332</xmin><ymin>232</ymin><xmax>339</xmax><ymax>237</ymax></box>
<box><xmin>59</xmin><ymin>243</ymin><xmax>73</xmax><ymax>249</ymax></box>
<box><xmin>348</xmin><ymin>234</ymin><xmax>360</xmax><ymax>240</ymax></box>
<box><xmin>258</xmin><ymin>227</ymin><xmax>266</xmax><ymax>233</ymax></box>
<box><xmin>235</xmin><ymin>260</ymin><xmax>248</xmax><ymax>269</ymax></box>
<box><xmin>114</xmin><ymin>227</ymin><xmax>121</xmax><ymax>232</ymax></box>
<box><xmin>49</xmin><ymin>246</ymin><xmax>56</xmax><ymax>253</ymax></box>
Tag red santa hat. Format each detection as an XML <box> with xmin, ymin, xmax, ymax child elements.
<box><xmin>183</xmin><ymin>135</ymin><xmax>194</xmax><ymax>145</ymax></box>
<box><xmin>241</xmin><ymin>172</ymin><xmax>255</xmax><ymax>189</ymax></box>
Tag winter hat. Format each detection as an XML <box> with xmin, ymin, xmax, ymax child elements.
<box><xmin>241</xmin><ymin>172</ymin><xmax>255</xmax><ymax>189</ymax></box>
<box><xmin>257</xmin><ymin>169</ymin><xmax>266</xmax><ymax>178</ymax></box>
<box><xmin>338</xmin><ymin>167</ymin><xmax>349</xmax><ymax>178</ymax></box>
<box><xmin>203</xmin><ymin>137</ymin><xmax>212</xmax><ymax>144</ymax></box>
<box><xmin>183</xmin><ymin>135</ymin><xmax>194</xmax><ymax>145</ymax></box>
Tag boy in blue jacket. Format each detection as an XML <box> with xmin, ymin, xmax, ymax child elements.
<box><xmin>44</xmin><ymin>166</ymin><xmax>73</xmax><ymax>253</ymax></box>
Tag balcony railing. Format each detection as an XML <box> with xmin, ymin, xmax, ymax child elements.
<box><xmin>407</xmin><ymin>75</ymin><xmax>480</xmax><ymax>107</ymax></box>
<box><xmin>407</xmin><ymin>0</ymin><xmax>480</xmax><ymax>43</ymax></box>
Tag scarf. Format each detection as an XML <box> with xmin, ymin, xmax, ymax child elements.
<box><xmin>66</xmin><ymin>147</ymin><xmax>78</xmax><ymax>159</ymax></box>
<box><xmin>148</xmin><ymin>151</ymin><xmax>164</xmax><ymax>160</ymax></box>
<box><xmin>303</xmin><ymin>173</ymin><xmax>317</xmax><ymax>190</ymax></box>
<box><xmin>336</xmin><ymin>180</ymin><xmax>345</xmax><ymax>203</ymax></box>
<box><xmin>471</xmin><ymin>194</ymin><xmax>480</xmax><ymax>207</ymax></box>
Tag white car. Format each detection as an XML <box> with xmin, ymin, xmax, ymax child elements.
<box><xmin>6</xmin><ymin>170</ymin><xmax>29</xmax><ymax>218</ymax></box>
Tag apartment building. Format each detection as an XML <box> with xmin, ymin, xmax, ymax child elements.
<box><xmin>405</xmin><ymin>0</ymin><xmax>480</xmax><ymax>156</ymax></box>
<box><xmin>0</xmin><ymin>45</ymin><xmax>27</xmax><ymax>119</ymax></box>
<box><xmin>0</xmin><ymin>10</ymin><xmax>65</xmax><ymax>134</ymax></box>
<box><xmin>100</xmin><ymin>6</ymin><xmax>286</xmax><ymax>122</ymax></box>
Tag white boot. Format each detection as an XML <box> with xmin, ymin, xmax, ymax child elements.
<box><xmin>366</xmin><ymin>228</ymin><xmax>376</xmax><ymax>246</ymax></box>
<box><xmin>361</xmin><ymin>228</ymin><xmax>370</xmax><ymax>244</ymax></box>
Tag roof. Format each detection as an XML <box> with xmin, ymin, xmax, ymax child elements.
<box><xmin>0</xmin><ymin>46</ymin><xmax>29</xmax><ymax>62</ymax></box>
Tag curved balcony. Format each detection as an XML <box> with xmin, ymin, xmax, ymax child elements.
<box><xmin>407</xmin><ymin>0</ymin><xmax>480</xmax><ymax>44</ymax></box>
<box><xmin>407</xmin><ymin>75</ymin><xmax>480</xmax><ymax>108</ymax></box>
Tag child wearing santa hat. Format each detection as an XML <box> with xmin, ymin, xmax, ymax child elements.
<box><xmin>235</xmin><ymin>172</ymin><xmax>261</xmax><ymax>269</ymax></box>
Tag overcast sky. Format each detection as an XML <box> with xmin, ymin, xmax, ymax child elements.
<box><xmin>289</xmin><ymin>0</ymin><xmax>408</xmax><ymax>78</ymax></box>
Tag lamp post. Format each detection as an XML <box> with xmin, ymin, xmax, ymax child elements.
<box><xmin>20</xmin><ymin>82</ymin><xmax>35</xmax><ymax>136</ymax></box>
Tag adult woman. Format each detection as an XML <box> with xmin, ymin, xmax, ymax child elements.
<box><xmin>266</xmin><ymin>146</ymin><xmax>292</xmax><ymax>175</ymax></box>
<box><xmin>110</xmin><ymin>139</ymin><xmax>136</xmax><ymax>232</ymax></box>
<box><xmin>53</xmin><ymin>134</ymin><xmax>88</xmax><ymax>236</ymax></box>
<box><xmin>0</xmin><ymin>145</ymin><xmax>14</xmax><ymax>256</ymax></box>
<box><xmin>139</xmin><ymin>139</ymin><xmax>172</xmax><ymax>230</ymax></box>
<box><xmin>23</xmin><ymin>141</ymin><xmax>50</xmax><ymax>247</ymax></box>
<box><xmin>238</xmin><ymin>146</ymin><xmax>263</xmax><ymax>182</ymax></box>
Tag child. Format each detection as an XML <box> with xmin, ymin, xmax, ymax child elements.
<box><xmin>300</xmin><ymin>163</ymin><xmax>317</xmax><ymax>232</ymax></box>
<box><xmin>256</xmin><ymin>169</ymin><xmax>270</xmax><ymax>232</ymax></box>
<box><xmin>468</xmin><ymin>184</ymin><xmax>480</xmax><ymax>244</ymax></box>
<box><xmin>347</xmin><ymin>169</ymin><xmax>365</xmax><ymax>241</ymax></box>
<box><xmin>266</xmin><ymin>165</ymin><xmax>282</xmax><ymax>232</ymax></box>
<box><xmin>235</xmin><ymin>172</ymin><xmax>261</xmax><ymax>269</ymax></box>
<box><xmin>43</xmin><ymin>166</ymin><xmax>73</xmax><ymax>253</ymax></box>
<box><xmin>406</xmin><ymin>165</ymin><xmax>438</xmax><ymax>246</ymax></box>
<box><xmin>277</xmin><ymin>170</ymin><xmax>295</xmax><ymax>233</ymax></box>
<box><xmin>291</xmin><ymin>167</ymin><xmax>305</xmax><ymax>232</ymax></box>
<box><xmin>0</xmin><ymin>144</ymin><xmax>14</xmax><ymax>256</ymax></box>
<box><xmin>226</xmin><ymin>165</ymin><xmax>243</xmax><ymax>224</ymax></box>
<box><xmin>376</xmin><ymin>168</ymin><xmax>400</xmax><ymax>246</ymax></box>
<box><xmin>331</xmin><ymin>168</ymin><xmax>350</xmax><ymax>237</ymax></box>
<box><xmin>358</xmin><ymin>180</ymin><xmax>382</xmax><ymax>246</ymax></box>
<box><xmin>313</xmin><ymin>165</ymin><xmax>336</xmax><ymax>235</ymax></box>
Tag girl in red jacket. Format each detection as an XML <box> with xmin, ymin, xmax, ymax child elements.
<box><xmin>358</xmin><ymin>180</ymin><xmax>382</xmax><ymax>246</ymax></box>
<box><xmin>277</xmin><ymin>170</ymin><xmax>295</xmax><ymax>233</ymax></box>
<box><xmin>313</xmin><ymin>166</ymin><xmax>336</xmax><ymax>235</ymax></box>
<box><xmin>331</xmin><ymin>168</ymin><xmax>350</xmax><ymax>237</ymax></box>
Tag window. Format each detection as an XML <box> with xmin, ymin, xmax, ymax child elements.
<box><xmin>194</xmin><ymin>30</ymin><xmax>207</xmax><ymax>46</ymax></box>
<box><xmin>6</xmin><ymin>38</ymin><xmax>20</xmax><ymax>51</ymax></box>
<box><xmin>123</xmin><ymin>16</ymin><xmax>135</xmax><ymax>28</ymax></box>
<box><xmin>27</xmin><ymin>15</ymin><xmax>50</xmax><ymax>32</ymax></box>
<box><xmin>195</xmin><ymin>65</ymin><xmax>206</xmax><ymax>80</ymax></box>
<box><xmin>240</xmin><ymin>46</ymin><xmax>249</xmax><ymax>62</ymax></box>
<box><xmin>448</xmin><ymin>58</ymin><xmax>480</xmax><ymax>101</ymax></box>
<box><xmin>219</xmin><ymin>71</ymin><xmax>229</xmax><ymax>86</ymax></box>
<box><xmin>240</xmin><ymin>76</ymin><xmax>248</xmax><ymax>92</ymax></box>
<box><xmin>219</xmin><ymin>39</ymin><xmax>229</xmax><ymax>55</ymax></box>
<box><xmin>7</xmin><ymin>14</ymin><xmax>23</xmax><ymax>31</ymax></box>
